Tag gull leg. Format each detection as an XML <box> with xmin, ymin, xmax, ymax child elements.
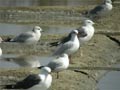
<box><xmin>57</xmin><ymin>72</ymin><xmax>59</xmax><ymax>79</ymax></box>
<box><xmin>33</xmin><ymin>43</ymin><xmax>38</xmax><ymax>52</ymax></box>
<box><xmin>80</xmin><ymin>49</ymin><xmax>83</xmax><ymax>57</ymax></box>
<box><xmin>79</xmin><ymin>47</ymin><xmax>83</xmax><ymax>57</ymax></box>
<box><xmin>69</xmin><ymin>55</ymin><xmax>74</xmax><ymax>64</ymax></box>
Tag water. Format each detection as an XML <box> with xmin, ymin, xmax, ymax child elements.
<box><xmin>0</xmin><ymin>23</ymin><xmax>75</xmax><ymax>35</ymax></box>
<box><xmin>0</xmin><ymin>54</ymin><xmax>54</xmax><ymax>68</ymax></box>
<box><xmin>97</xmin><ymin>65</ymin><xmax>120</xmax><ymax>90</ymax></box>
<box><xmin>0</xmin><ymin>0</ymin><xmax>98</xmax><ymax>7</ymax></box>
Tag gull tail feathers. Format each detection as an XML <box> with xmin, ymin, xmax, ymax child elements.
<box><xmin>3</xmin><ymin>37</ymin><xmax>15</xmax><ymax>42</ymax></box>
<box><xmin>49</xmin><ymin>41</ymin><xmax>59</xmax><ymax>47</ymax></box>
<box><xmin>4</xmin><ymin>84</ymin><xmax>18</xmax><ymax>89</ymax></box>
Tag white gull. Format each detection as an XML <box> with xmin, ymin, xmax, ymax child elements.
<box><xmin>4</xmin><ymin>66</ymin><xmax>52</xmax><ymax>90</ymax></box>
<box><xmin>84</xmin><ymin>0</ymin><xmax>113</xmax><ymax>19</ymax></box>
<box><xmin>78</xmin><ymin>19</ymin><xmax>95</xmax><ymax>45</ymax></box>
<box><xmin>10</xmin><ymin>26</ymin><xmax>43</xmax><ymax>44</ymax></box>
<box><xmin>47</xmin><ymin>53</ymin><xmax>69</xmax><ymax>78</ymax></box>
<box><xmin>52</xmin><ymin>29</ymin><xmax>80</xmax><ymax>57</ymax></box>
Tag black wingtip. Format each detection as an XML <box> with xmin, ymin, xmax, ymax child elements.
<box><xmin>3</xmin><ymin>37</ymin><xmax>12</xmax><ymax>42</ymax></box>
<box><xmin>38</xmin><ymin>66</ymin><xmax>45</xmax><ymax>69</ymax></box>
<box><xmin>49</xmin><ymin>42</ymin><xmax>59</xmax><ymax>47</ymax></box>
<box><xmin>4</xmin><ymin>85</ymin><xmax>14</xmax><ymax>89</ymax></box>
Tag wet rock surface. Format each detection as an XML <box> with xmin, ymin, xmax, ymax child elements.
<box><xmin>0</xmin><ymin>1</ymin><xmax>120</xmax><ymax>90</ymax></box>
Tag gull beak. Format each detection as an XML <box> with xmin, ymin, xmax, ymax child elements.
<box><xmin>92</xmin><ymin>22</ymin><xmax>95</xmax><ymax>25</ymax></box>
<box><xmin>41</xmin><ymin>30</ymin><xmax>44</xmax><ymax>32</ymax></box>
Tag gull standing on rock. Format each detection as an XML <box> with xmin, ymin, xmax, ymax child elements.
<box><xmin>47</xmin><ymin>53</ymin><xmax>69</xmax><ymax>78</ymax></box>
<box><xmin>77</xmin><ymin>19</ymin><xmax>95</xmax><ymax>56</ymax></box>
<box><xmin>49</xmin><ymin>20</ymin><xmax>94</xmax><ymax>47</ymax></box>
<box><xmin>84</xmin><ymin>0</ymin><xmax>113</xmax><ymax>20</ymax></box>
<box><xmin>78</xmin><ymin>19</ymin><xmax>95</xmax><ymax>45</ymax></box>
<box><xmin>7</xmin><ymin>26</ymin><xmax>43</xmax><ymax>44</ymax></box>
<box><xmin>49</xmin><ymin>19</ymin><xmax>94</xmax><ymax>56</ymax></box>
<box><xmin>52</xmin><ymin>30</ymin><xmax>80</xmax><ymax>63</ymax></box>
<box><xmin>52</xmin><ymin>30</ymin><xmax>80</xmax><ymax>56</ymax></box>
<box><xmin>49</xmin><ymin>29</ymin><xmax>86</xmax><ymax>47</ymax></box>
<box><xmin>4</xmin><ymin>66</ymin><xmax>52</xmax><ymax>90</ymax></box>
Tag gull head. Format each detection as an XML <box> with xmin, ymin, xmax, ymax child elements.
<box><xmin>41</xmin><ymin>66</ymin><xmax>51</xmax><ymax>74</ymax></box>
<box><xmin>71</xmin><ymin>29</ymin><xmax>79</xmax><ymax>35</ymax></box>
<box><xmin>83</xmin><ymin>19</ymin><xmax>95</xmax><ymax>25</ymax></box>
<box><xmin>33</xmin><ymin>26</ymin><xmax>43</xmax><ymax>32</ymax></box>
<box><xmin>60</xmin><ymin>53</ymin><xmax>69</xmax><ymax>58</ymax></box>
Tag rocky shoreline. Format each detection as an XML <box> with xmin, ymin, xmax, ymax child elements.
<box><xmin>0</xmin><ymin>3</ymin><xmax>120</xmax><ymax>90</ymax></box>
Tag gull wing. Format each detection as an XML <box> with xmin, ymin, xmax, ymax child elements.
<box><xmin>11</xmin><ymin>32</ymin><xmax>33</xmax><ymax>42</ymax></box>
<box><xmin>5</xmin><ymin>74</ymin><xmax>41</xmax><ymax>89</ymax></box>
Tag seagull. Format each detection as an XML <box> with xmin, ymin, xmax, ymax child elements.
<box><xmin>84</xmin><ymin>0</ymin><xmax>113</xmax><ymax>20</ymax></box>
<box><xmin>49</xmin><ymin>19</ymin><xmax>94</xmax><ymax>47</ymax></box>
<box><xmin>49</xmin><ymin>29</ymin><xmax>86</xmax><ymax>47</ymax></box>
<box><xmin>0</xmin><ymin>37</ymin><xmax>3</xmax><ymax>43</ymax></box>
<box><xmin>6</xmin><ymin>26</ymin><xmax>43</xmax><ymax>44</ymax></box>
<box><xmin>4</xmin><ymin>66</ymin><xmax>52</xmax><ymax>90</ymax></box>
<box><xmin>77</xmin><ymin>19</ymin><xmax>95</xmax><ymax>56</ymax></box>
<box><xmin>47</xmin><ymin>53</ymin><xmax>69</xmax><ymax>78</ymax></box>
<box><xmin>78</xmin><ymin>19</ymin><xmax>95</xmax><ymax>45</ymax></box>
<box><xmin>52</xmin><ymin>30</ymin><xmax>80</xmax><ymax>63</ymax></box>
<box><xmin>52</xmin><ymin>29</ymin><xmax>80</xmax><ymax>56</ymax></box>
<box><xmin>49</xmin><ymin>19</ymin><xmax>94</xmax><ymax>56</ymax></box>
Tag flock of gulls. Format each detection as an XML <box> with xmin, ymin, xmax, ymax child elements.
<box><xmin>0</xmin><ymin>0</ymin><xmax>113</xmax><ymax>89</ymax></box>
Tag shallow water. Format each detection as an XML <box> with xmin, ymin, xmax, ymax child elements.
<box><xmin>97</xmin><ymin>65</ymin><xmax>120</xmax><ymax>90</ymax></box>
<box><xmin>0</xmin><ymin>54</ymin><xmax>54</xmax><ymax>68</ymax></box>
<box><xmin>0</xmin><ymin>23</ymin><xmax>75</xmax><ymax>35</ymax></box>
<box><xmin>0</xmin><ymin>0</ymin><xmax>98</xmax><ymax>7</ymax></box>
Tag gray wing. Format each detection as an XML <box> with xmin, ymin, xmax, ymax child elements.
<box><xmin>12</xmin><ymin>32</ymin><xmax>33</xmax><ymax>42</ymax></box>
<box><xmin>49</xmin><ymin>32</ymin><xmax>72</xmax><ymax>47</ymax></box>
<box><xmin>52</xmin><ymin>42</ymin><xmax>73</xmax><ymax>56</ymax></box>
<box><xmin>90</xmin><ymin>4</ymin><xmax>104</xmax><ymax>15</ymax></box>
<box><xmin>77</xmin><ymin>28</ymin><xmax>87</xmax><ymax>38</ymax></box>
<box><xmin>60</xmin><ymin>33</ymin><xmax>72</xmax><ymax>44</ymax></box>
<box><xmin>47</xmin><ymin>59</ymin><xmax>62</xmax><ymax>70</ymax></box>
